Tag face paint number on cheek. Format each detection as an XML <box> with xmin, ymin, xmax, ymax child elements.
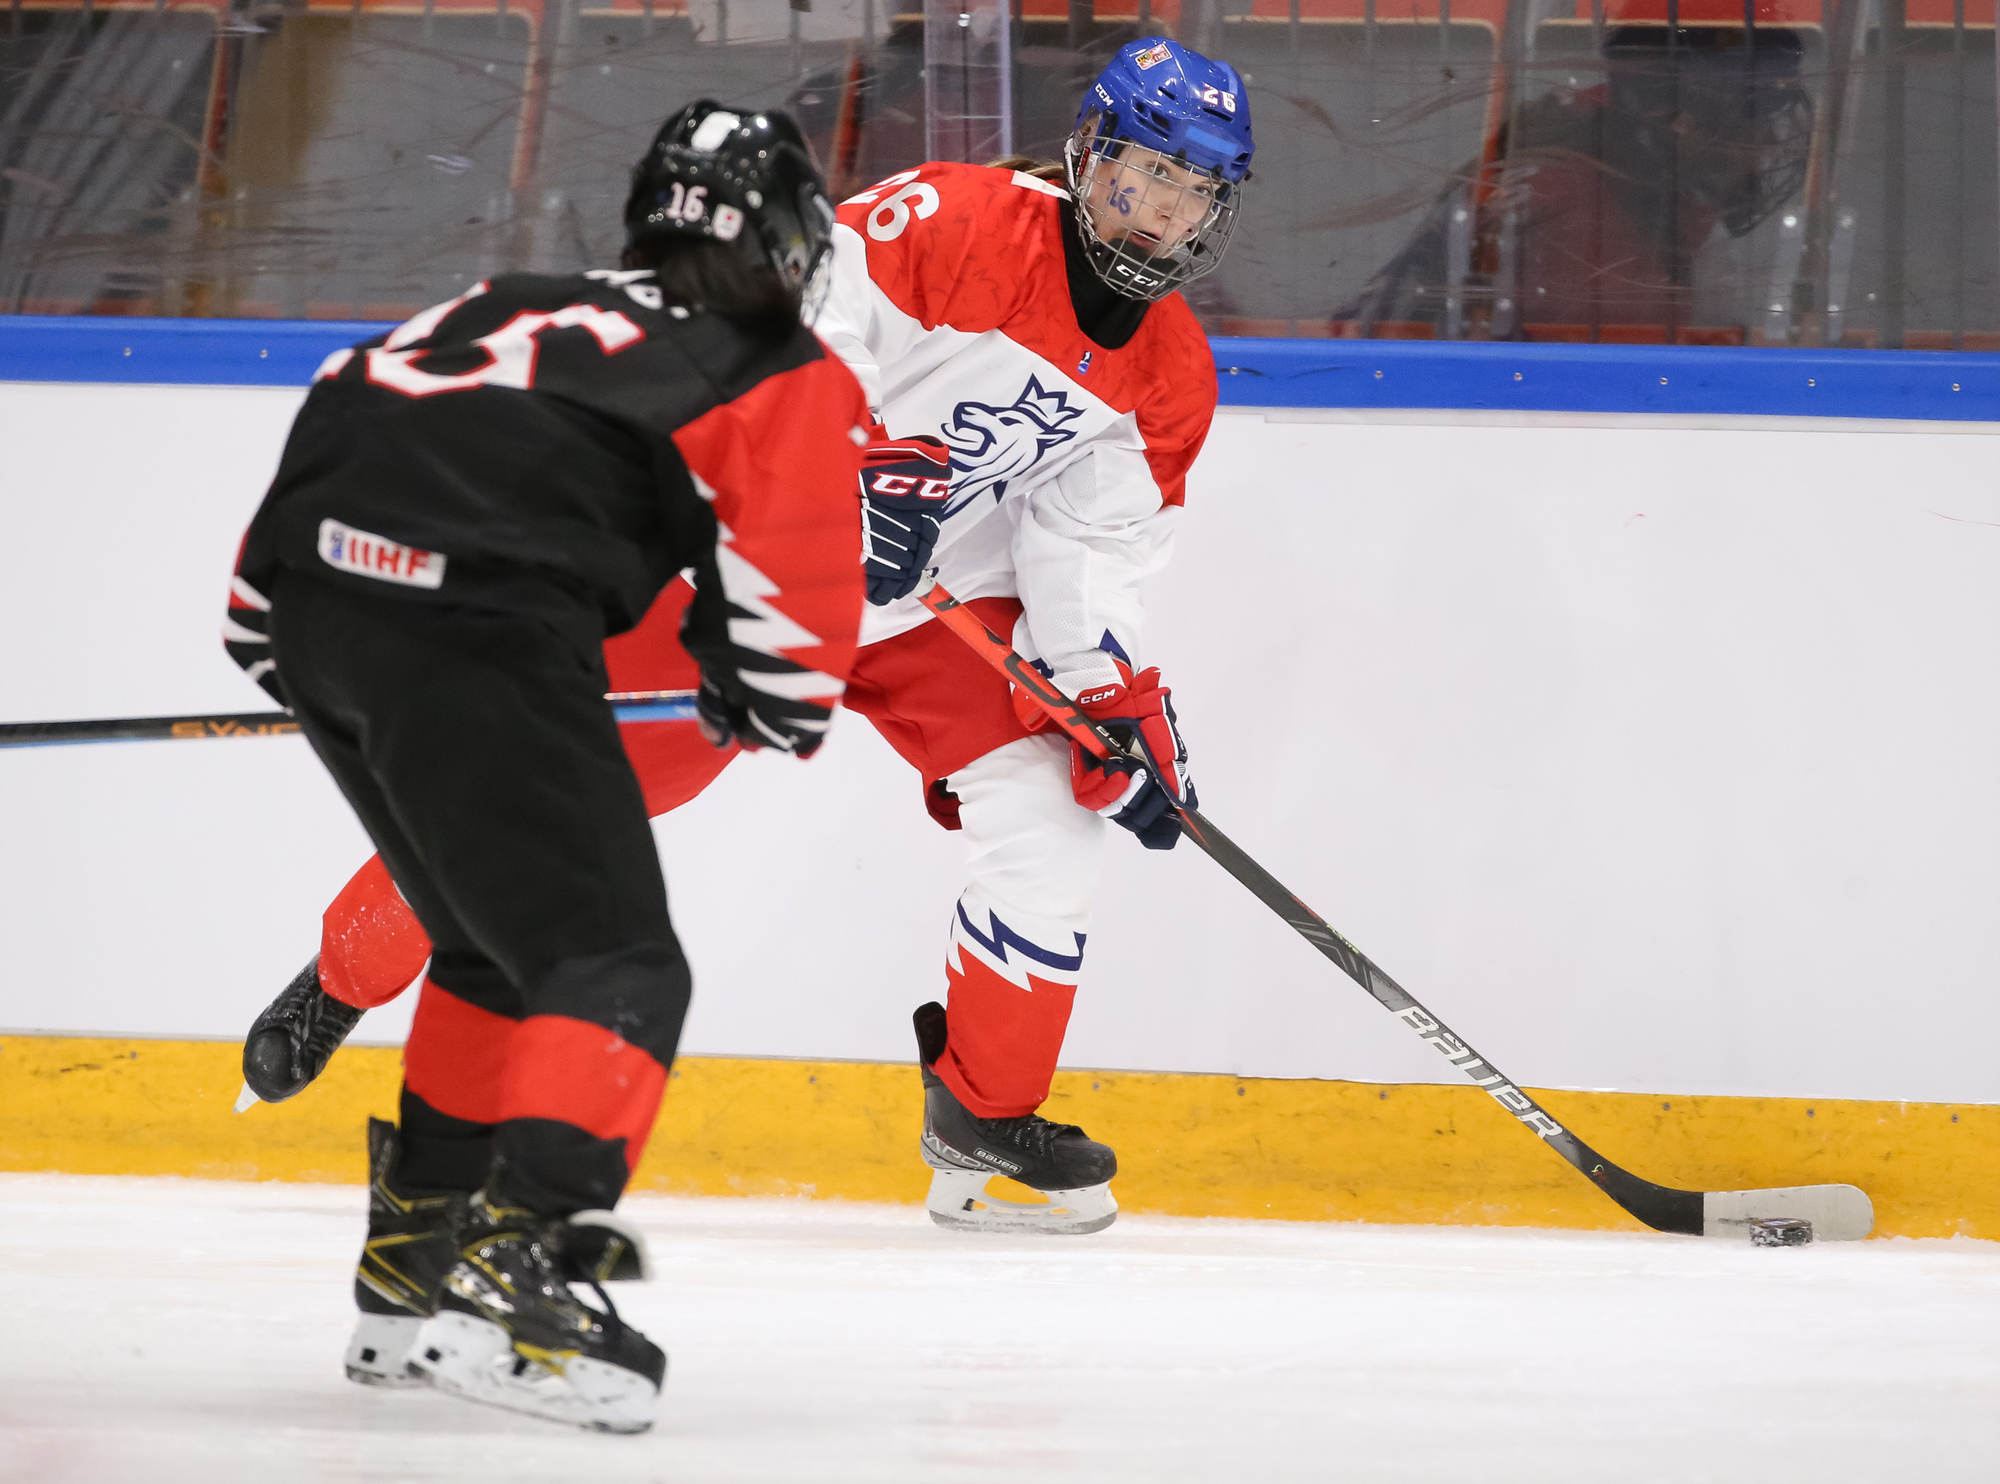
<box><xmin>1108</xmin><ymin>181</ymin><xmax>1138</xmax><ymax>217</ymax></box>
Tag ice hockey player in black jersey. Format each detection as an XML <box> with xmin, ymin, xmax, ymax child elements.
<box><xmin>222</xmin><ymin>102</ymin><xmax>872</xmax><ymax>1433</ymax></box>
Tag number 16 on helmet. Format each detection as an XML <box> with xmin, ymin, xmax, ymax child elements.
<box><xmin>623</xmin><ymin>100</ymin><xmax>839</xmax><ymax>320</ymax></box>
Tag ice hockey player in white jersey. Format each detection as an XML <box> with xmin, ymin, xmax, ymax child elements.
<box><xmin>811</xmin><ymin>36</ymin><xmax>1255</xmax><ymax>1233</ymax></box>
<box><xmin>236</xmin><ymin>39</ymin><xmax>1254</xmax><ymax>1238</ymax></box>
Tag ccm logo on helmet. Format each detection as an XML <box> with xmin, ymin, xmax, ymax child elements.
<box><xmin>865</xmin><ymin>471</ymin><xmax>950</xmax><ymax>500</ymax></box>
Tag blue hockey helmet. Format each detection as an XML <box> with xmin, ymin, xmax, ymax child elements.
<box><xmin>1064</xmin><ymin>37</ymin><xmax>1255</xmax><ymax>300</ymax></box>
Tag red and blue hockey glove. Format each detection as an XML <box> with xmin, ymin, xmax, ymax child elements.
<box><xmin>859</xmin><ymin>431</ymin><xmax>952</xmax><ymax>606</ymax></box>
<box><xmin>1015</xmin><ymin>657</ymin><xmax>1197</xmax><ymax>850</ymax></box>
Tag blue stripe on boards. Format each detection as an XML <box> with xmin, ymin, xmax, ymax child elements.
<box><xmin>1212</xmin><ymin>337</ymin><xmax>2000</xmax><ymax>421</ymax></box>
<box><xmin>0</xmin><ymin>315</ymin><xmax>389</xmax><ymax>387</ymax></box>
<box><xmin>4</xmin><ymin>315</ymin><xmax>1999</xmax><ymax>421</ymax></box>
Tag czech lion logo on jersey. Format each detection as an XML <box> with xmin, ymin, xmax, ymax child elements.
<box><xmin>938</xmin><ymin>375</ymin><xmax>1085</xmax><ymax>515</ymax></box>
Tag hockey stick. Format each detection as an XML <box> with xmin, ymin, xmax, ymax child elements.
<box><xmin>0</xmin><ymin>690</ymin><xmax>699</xmax><ymax>749</ymax></box>
<box><xmin>914</xmin><ymin>577</ymin><xmax>1875</xmax><ymax>1241</ymax></box>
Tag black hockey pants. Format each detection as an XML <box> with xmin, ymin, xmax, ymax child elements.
<box><xmin>266</xmin><ymin>569</ymin><xmax>691</xmax><ymax>1214</ymax></box>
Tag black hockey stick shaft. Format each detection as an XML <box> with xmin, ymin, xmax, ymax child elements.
<box><xmin>0</xmin><ymin>690</ymin><xmax>699</xmax><ymax>749</ymax></box>
<box><xmin>915</xmin><ymin>577</ymin><xmax>1704</xmax><ymax>1236</ymax></box>
<box><xmin>0</xmin><ymin>712</ymin><xmax>307</xmax><ymax>747</ymax></box>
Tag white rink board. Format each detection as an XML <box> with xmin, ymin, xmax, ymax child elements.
<box><xmin>4</xmin><ymin>382</ymin><xmax>2000</xmax><ymax>1102</ymax></box>
<box><xmin>3</xmin><ymin>1174</ymin><xmax>1997</xmax><ymax>1483</ymax></box>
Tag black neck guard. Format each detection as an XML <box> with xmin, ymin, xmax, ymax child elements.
<box><xmin>1061</xmin><ymin>200</ymin><xmax>1152</xmax><ymax>351</ymax></box>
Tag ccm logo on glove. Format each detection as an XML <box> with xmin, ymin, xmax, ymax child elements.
<box><xmin>860</xmin><ymin>430</ymin><xmax>954</xmax><ymax>606</ymax></box>
<box><xmin>1011</xmin><ymin>654</ymin><xmax>1198</xmax><ymax>851</ymax></box>
<box><xmin>863</xmin><ymin>469</ymin><xmax>950</xmax><ymax>501</ymax></box>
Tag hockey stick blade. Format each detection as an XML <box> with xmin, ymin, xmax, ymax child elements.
<box><xmin>913</xmin><ymin>575</ymin><xmax>1874</xmax><ymax>1241</ymax></box>
<box><xmin>0</xmin><ymin>690</ymin><xmax>699</xmax><ymax>748</ymax></box>
<box><xmin>1702</xmin><ymin>1186</ymin><xmax>1873</xmax><ymax>1242</ymax></box>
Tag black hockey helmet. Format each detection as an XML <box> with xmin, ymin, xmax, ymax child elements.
<box><xmin>623</xmin><ymin>101</ymin><xmax>836</xmax><ymax>314</ymax></box>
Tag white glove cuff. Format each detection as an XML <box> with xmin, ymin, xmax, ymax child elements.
<box><xmin>1047</xmin><ymin>653</ymin><xmax>1125</xmax><ymax>702</ymax></box>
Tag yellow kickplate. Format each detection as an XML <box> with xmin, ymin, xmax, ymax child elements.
<box><xmin>0</xmin><ymin>1035</ymin><xmax>1993</xmax><ymax>1239</ymax></box>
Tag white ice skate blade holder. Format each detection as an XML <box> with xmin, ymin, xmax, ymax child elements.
<box><xmin>232</xmin><ymin>1081</ymin><xmax>259</xmax><ymax>1114</ymax></box>
<box><xmin>344</xmin><ymin>1312</ymin><xmax>427</xmax><ymax>1388</ymax></box>
<box><xmin>925</xmin><ymin>1168</ymin><xmax>1118</xmax><ymax>1236</ymax></box>
<box><xmin>408</xmin><ymin>1310</ymin><xmax>659</xmax><ymax>1435</ymax></box>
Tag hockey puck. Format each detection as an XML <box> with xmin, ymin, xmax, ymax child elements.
<box><xmin>1748</xmin><ymin>1217</ymin><xmax>1814</xmax><ymax>1247</ymax></box>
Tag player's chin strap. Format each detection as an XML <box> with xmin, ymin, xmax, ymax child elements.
<box><xmin>912</xmin><ymin>572</ymin><xmax>1875</xmax><ymax>1242</ymax></box>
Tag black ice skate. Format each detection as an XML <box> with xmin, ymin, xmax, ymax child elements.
<box><xmin>345</xmin><ymin>1117</ymin><xmax>464</xmax><ymax>1386</ymax></box>
<box><xmin>238</xmin><ymin>954</ymin><xmax>362</xmax><ymax>1106</ymax></box>
<box><xmin>913</xmin><ymin>1000</ymin><xmax>1118</xmax><ymax>1236</ymax></box>
<box><xmin>409</xmin><ymin>1192</ymin><xmax>666</xmax><ymax>1434</ymax></box>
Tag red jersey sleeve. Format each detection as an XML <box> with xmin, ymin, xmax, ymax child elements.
<box><xmin>1133</xmin><ymin>295</ymin><xmax>1220</xmax><ymax>510</ymax></box>
<box><xmin>671</xmin><ymin>354</ymin><xmax>872</xmax><ymax>704</ymax></box>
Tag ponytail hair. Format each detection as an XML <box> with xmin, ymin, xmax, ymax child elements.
<box><xmin>987</xmin><ymin>155</ymin><xmax>1067</xmax><ymax>183</ymax></box>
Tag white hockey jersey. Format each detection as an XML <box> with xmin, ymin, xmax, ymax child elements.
<box><xmin>813</xmin><ymin>161</ymin><xmax>1218</xmax><ymax>698</ymax></box>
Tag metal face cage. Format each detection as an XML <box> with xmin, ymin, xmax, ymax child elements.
<box><xmin>1064</xmin><ymin>125</ymin><xmax>1243</xmax><ymax>302</ymax></box>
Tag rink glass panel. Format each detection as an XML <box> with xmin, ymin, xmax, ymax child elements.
<box><xmin>0</xmin><ymin>0</ymin><xmax>1993</xmax><ymax>346</ymax></box>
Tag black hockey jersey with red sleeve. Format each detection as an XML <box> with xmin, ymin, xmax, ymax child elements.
<box><xmin>226</xmin><ymin>269</ymin><xmax>871</xmax><ymax>716</ymax></box>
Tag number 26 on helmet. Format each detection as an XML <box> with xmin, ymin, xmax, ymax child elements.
<box><xmin>1064</xmin><ymin>37</ymin><xmax>1256</xmax><ymax>302</ymax></box>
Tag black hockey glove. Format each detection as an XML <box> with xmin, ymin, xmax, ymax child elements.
<box><xmin>690</xmin><ymin>665</ymin><xmax>830</xmax><ymax>758</ymax></box>
<box><xmin>860</xmin><ymin>432</ymin><xmax>952</xmax><ymax>605</ymax></box>
<box><xmin>680</xmin><ymin>571</ymin><xmax>833</xmax><ymax>759</ymax></box>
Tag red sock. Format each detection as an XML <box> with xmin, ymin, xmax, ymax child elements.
<box><xmin>936</xmin><ymin>948</ymin><xmax>1077</xmax><ymax>1119</ymax></box>
<box><xmin>317</xmin><ymin>856</ymin><xmax>432</xmax><ymax>1009</ymax></box>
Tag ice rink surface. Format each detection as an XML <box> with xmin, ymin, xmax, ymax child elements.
<box><xmin>1</xmin><ymin>1175</ymin><xmax>1994</xmax><ymax>1484</ymax></box>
